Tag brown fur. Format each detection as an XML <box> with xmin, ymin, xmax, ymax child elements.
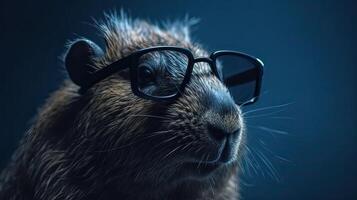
<box><xmin>0</xmin><ymin>12</ymin><xmax>244</xmax><ymax>200</ymax></box>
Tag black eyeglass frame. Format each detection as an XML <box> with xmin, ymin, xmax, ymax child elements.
<box><xmin>86</xmin><ymin>46</ymin><xmax>264</xmax><ymax>105</ymax></box>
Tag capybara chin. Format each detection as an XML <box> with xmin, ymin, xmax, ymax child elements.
<box><xmin>0</xmin><ymin>13</ymin><xmax>246</xmax><ymax>200</ymax></box>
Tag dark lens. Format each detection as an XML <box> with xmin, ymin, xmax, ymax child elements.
<box><xmin>216</xmin><ymin>54</ymin><xmax>259</xmax><ymax>105</ymax></box>
<box><xmin>137</xmin><ymin>50</ymin><xmax>189</xmax><ymax>97</ymax></box>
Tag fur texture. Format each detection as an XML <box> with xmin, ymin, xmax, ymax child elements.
<box><xmin>0</xmin><ymin>12</ymin><xmax>244</xmax><ymax>200</ymax></box>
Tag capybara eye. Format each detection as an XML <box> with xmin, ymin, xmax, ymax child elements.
<box><xmin>138</xmin><ymin>64</ymin><xmax>156</xmax><ymax>85</ymax></box>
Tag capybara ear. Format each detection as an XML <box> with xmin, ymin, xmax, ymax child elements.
<box><xmin>64</xmin><ymin>39</ymin><xmax>104</xmax><ymax>88</ymax></box>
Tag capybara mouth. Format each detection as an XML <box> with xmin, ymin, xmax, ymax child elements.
<box><xmin>178</xmin><ymin>138</ymin><xmax>238</xmax><ymax>179</ymax></box>
<box><xmin>195</xmin><ymin>133</ymin><xmax>239</xmax><ymax>165</ymax></box>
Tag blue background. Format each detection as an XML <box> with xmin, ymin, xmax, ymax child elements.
<box><xmin>0</xmin><ymin>0</ymin><xmax>356</xmax><ymax>199</ymax></box>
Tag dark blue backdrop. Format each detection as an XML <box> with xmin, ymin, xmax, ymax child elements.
<box><xmin>1</xmin><ymin>0</ymin><xmax>356</xmax><ymax>199</ymax></box>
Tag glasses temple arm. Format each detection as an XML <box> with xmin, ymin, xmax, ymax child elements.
<box><xmin>90</xmin><ymin>56</ymin><xmax>131</xmax><ymax>84</ymax></box>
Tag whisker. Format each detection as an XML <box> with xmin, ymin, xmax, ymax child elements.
<box><xmin>92</xmin><ymin>130</ymin><xmax>173</xmax><ymax>152</ymax></box>
<box><xmin>242</xmin><ymin>102</ymin><xmax>294</xmax><ymax>116</ymax></box>
<box><xmin>244</xmin><ymin>144</ymin><xmax>264</xmax><ymax>176</ymax></box>
<box><xmin>243</xmin><ymin>109</ymin><xmax>287</xmax><ymax>119</ymax></box>
<box><xmin>128</xmin><ymin>114</ymin><xmax>171</xmax><ymax>120</ymax></box>
<box><xmin>269</xmin><ymin>116</ymin><xmax>295</xmax><ymax>120</ymax></box>
<box><xmin>274</xmin><ymin>155</ymin><xmax>293</xmax><ymax>163</ymax></box>
<box><xmin>152</xmin><ymin>135</ymin><xmax>180</xmax><ymax>150</ymax></box>
<box><xmin>162</xmin><ymin>144</ymin><xmax>182</xmax><ymax>160</ymax></box>
<box><xmin>251</xmin><ymin>125</ymin><xmax>290</xmax><ymax>135</ymax></box>
<box><xmin>197</xmin><ymin>150</ymin><xmax>207</xmax><ymax>169</ymax></box>
<box><xmin>181</xmin><ymin>141</ymin><xmax>193</xmax><ymax>151</ymax></box>
<box><xmin>254</xmin><ymin>149</ymin><xmax>281</xmax><ymax>182</ymax></box>
<box><xmin>258</xmin><ymin>139</ymin><xmax>293</xmax><ymax>164</ymax></box>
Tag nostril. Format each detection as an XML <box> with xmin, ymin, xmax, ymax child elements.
<box><xmin>207</xmin><ymin>124</ymin><xmax>225</xmax><ymax>141</ymax></box>
<box><xmin>207</xmin><ymin>123</ymin><xmax>239</xmax><ymax>141</ymax></box>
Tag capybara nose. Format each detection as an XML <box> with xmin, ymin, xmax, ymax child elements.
<box><xmin>203</xmin><ymin>89</ymin><xmax>241</xmax><ymax>142</ymax></box>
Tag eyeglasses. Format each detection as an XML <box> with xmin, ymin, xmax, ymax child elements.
<box><xmin>85</xmin><ymin>46</ymin><xmax>264</xmax><ymax>106</ymax></box>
